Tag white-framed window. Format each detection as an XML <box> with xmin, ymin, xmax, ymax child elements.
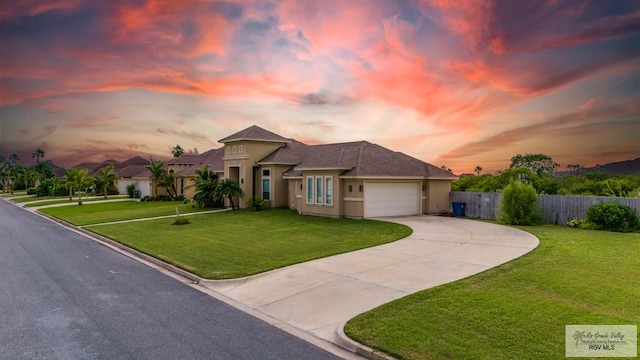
<box><xmin>306</xmin><ymin>176</ymin><xmax>314</xmax><ymax>204</ymax></box>
<box><xmin>324</xmin><ymin>176</ymin><xmax>333</xmax><ymax>205</ymax></box>
<box><xmin>232</xmin><ymin>146</ymin><xmax>237</xmax><ymax>154</ymax></box>
<box><xmin>226</xmin><ymin>147</ymin><xmax>231</xmax><ymax>154</ymax></box>
<box><xmin>262</xmin><ymin>168</ymin><xmax>271</xmax><ymax>200</ymax></box>
<box><xmin>316</xmin><ymin>176</ymin><xmax>323</xmax><ymax>204</ymax></box>
<box><xmin>238</xmin><ymin>145</ymin><xmax>243</xmax><ymax>153</ymax></box>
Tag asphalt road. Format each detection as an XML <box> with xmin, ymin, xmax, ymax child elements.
<box><xmin>0</xmin><ymin>199</ymin><xmax>341</xmax><ymax>360</ymax></box>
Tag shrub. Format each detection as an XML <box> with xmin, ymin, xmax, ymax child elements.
<box><xmin>586</xmin><ymin>202</ymin><xmax>640</xmax><ymax>233</ymax></box>
<box><xmin>174</xmin><ymin>195</ymin><xmax>185</xmax><ymax>202</ymax></box>
<box><xmin>125</xmin><ymin>183</ymin><xmax>137</xmax><ymax>198</ymax></box>
<box><xmin>567</xmin><ymin>218</ymin><xmax>582</xmax><ymax>228</ymax></box>
<box><xmin>141</xmin><ymin>195</ymin><xmax>151</xmax><ymax>202</ymax></box>
<box><xmin>26</xmin><ymin>187</ymin><xmax>37</xmax><ymax>195</ymax></box>
<box><xmin>499</xmin><ymin>181</ymin><xmax>541</xmax><ymax>225</ymax></box>
<box><xmin>246</xmin><ymin>196</ymin><xmax>272</xmax><ymax>211</ymax></box>
<box><xmin>172</xmin><ymin>216</ymin><xmax>191</xmax><ymax>225</ymax></box>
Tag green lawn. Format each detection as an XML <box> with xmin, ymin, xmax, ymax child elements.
<box><xmin>345</xmin><ymin>225</ymin><xmax>639</xmax><ymax>360</ymax></box>
<box><xmin>1</xmin><ymin>191</ymin><xmax>27</xmax><ymax>198</ymax></box>
<box><xmin>84</xmin><ymin>209</ymin><xmax>412</xmax><ymax>279</ymax></box>
<box><xmin>40</xmin><ymin>201</ymin><xmax>208</xmax><ymax>225</ymax></box>
<box><xmin>23</xmin><ymin>196</ymin><xmax>129</xmax><ymax>207</ymax></box>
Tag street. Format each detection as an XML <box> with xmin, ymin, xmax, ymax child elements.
<box><xmin>0</xmin><ymin>199</ymin><xmax>341</xmax><ymax>359</ymax></box>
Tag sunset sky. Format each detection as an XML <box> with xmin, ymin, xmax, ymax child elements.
<box><xmin>1</xmin><ymin>0</ymin><xmax>638</xmax><ymax>174</ymax></box>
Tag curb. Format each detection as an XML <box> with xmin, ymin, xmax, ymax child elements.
<box><xmin>335</xmin><ymin>323</ymin><xmax>397</xmax><ymax>360</ymax></box>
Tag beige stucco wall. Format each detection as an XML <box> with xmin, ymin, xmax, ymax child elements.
<box><xmin>341</xmin><ymin>179</ymin><xmax>364</xmax><ymax>218</ymax></box>
<box><xmin>222</xmin><ymin>141</ymin><xmax>284</xmax><ymax>208</ymax></box>
<box><xmin>425</xmin><ymin>179</ymin><xmax>452</xmax><ymax>213</ymax></box>
<box><xmin>298</xmin><ymin>171</ymin><xmax>342</xmax><ymax>217</ymax></box>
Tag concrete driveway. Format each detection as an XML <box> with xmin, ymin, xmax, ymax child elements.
<box><xmin>201</xmin><ymin>216</ymin><xmax>539</xmax><ymax>352</ymax></box>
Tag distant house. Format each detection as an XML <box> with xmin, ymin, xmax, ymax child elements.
<box><xmin>74</xmin><ymin>156</ymin><xmax>152</xmax><ymax>197</ymax></box>
<box><xmin>171</xmin><ymin>125</ymin><xmax>456</xmax><ymax>218</ymax></box>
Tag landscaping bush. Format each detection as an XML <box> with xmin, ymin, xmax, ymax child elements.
<box><xmin>174</xmin><ymin>195</ymin><xmax>185</xmax><ymax>202</ymax></box>
<box><xmin>125</xmin><ymin>183</ymin><xmax>137</xmax><ymax>198</ymax></box>
<box><xmin>246</xmin><ymin>196</ymin><xmax>271</xmax><ymax>211</ymax></box>
<box><xmin>26</xmin><ymin>187</ymin><xmax>37</xmax><ymax>195</ymax></box>
<box><xmin>172</xmin><ymin>216</ymin><xmax>191</xmax><ymax>225</ymax></box>
<box><xmin>586</xmin><ymin>202</ymin><xmax>640</xmax><ymax>233</ymax></box>
<box><xmin>36</xmin><ymin>178</ymin><xmax>67</xmax><ymax>197</ymax></box>
<box><xmin>499</xmin><ymin>181</ymin><xmax>541</xmax><ymax>225</ymax></box>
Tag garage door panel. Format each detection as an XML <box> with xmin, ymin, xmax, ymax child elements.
<box><xmin>364</xmin><ymin>182</ymin><xmax>419</xmax><ymax>218</ymax></box>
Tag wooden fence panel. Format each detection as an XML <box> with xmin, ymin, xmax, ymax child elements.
<box><xmin>450</xmin><ymin>192</ymin><xmax>640</xmax><ymax>225</ymax></box>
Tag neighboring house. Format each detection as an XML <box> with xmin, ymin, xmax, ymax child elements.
<box><xmin>172</xmin><ymin>125</ymin><xmax>456</xmax><ymax>218</ymax></box>
<box><xmin>74</xmin><ymin>156</ymin><xmax>152</xmax><ymax>197</ymax></box>
<box><xmin>166</xmin><ymin>148</ymin><xmax>225</xmax><ymax>199</ymax></box>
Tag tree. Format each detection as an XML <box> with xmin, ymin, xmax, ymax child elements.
<box><xmin>34</xmin><ymin>160</ymin><xmax>54</xmax><ymax>181</ymax></box>
<box><xmin>96</xmin><ymin>164</ymin><xmax>120</xmax><ymax>199</ymax></box>
<box><xmin>146</xmin><ymin>158</ymin><xmax>165</xmax><ymax>198</ymax></box>
<box><xmin>191</xmin><ymin>165</ymin><xmax>221</xmax><ymax>208</ymax></box>
<box><xmin>32</xmin><ymin>148</ymin><xmax>45</xmax><ymax>163</ymax></box>
<box><xmin>159</xmin><ymin>170</ymin><xmax>178</xmax><ymax>198</ymax></box>
<box><xmin>499</xmin><ymin>181</ymin><xmax>540</xmax><ymax>225</ymax></box>
<box><xmin>509</xmin><ymin>153</ymin><xmax>557</xmax><ymax>175</ymax></box>
<box><xmin>172</xmin><ymin>144</ymin><xmax>185</xmax><ymax>158</ymax></box>
<box><xmin>9</xmin><ymin>153</ymin><xmax>19</xmax><ymax>165</ymax></box>
<box><xmin>474</xmin><ymin>166</ymin><xmax>483</xmax><ymax>176</ymax></box>
<box><xmin>217</xmin><ymin>178</ymin><xmax>243</xmax><ymax>211</ymax></box>
<box><xmin>64</xmin><ymin>167</ymin><xmax>94</xmax><ymax>205</ymax></box>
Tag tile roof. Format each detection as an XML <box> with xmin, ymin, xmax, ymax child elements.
<box><xmin>218</xmin><ymin>125</ymin><xmax>290</xmax><ymax>143</ymax></box>
<box><xmin>115</xmin><ymin>156</ymin><xmax>150</xmax><ymax>169</ymax></box>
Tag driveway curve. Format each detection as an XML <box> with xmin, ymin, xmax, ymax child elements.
<box><xmin>201</xmin><ymin>216</ymin><xmax>539</xmax><ymax>351</ymax></box>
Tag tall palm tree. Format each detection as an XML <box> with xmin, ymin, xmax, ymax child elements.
<box><xmin>32</xmin><ymin>148</ymin><xmax>45</xmax><ymax>163</ymax></box>
<box><xmin>171</xmin><ymin>144</ymin><xmax>184</xmax><ymax>158</ymax></box>
<box><xmin>146</xmin><ymin>158</ymin><xmax>165</xmax><ymax>198</ymax></box>
<box><xmin>474</xmin><ymin>166</ymin><xmax>483</xmax><ymax>176</ymax></box>
<box><xmin>97</xmin><ymin>164</ymin><xmax>120</xmax><ymax>199</ymax></box>
<box><xmin>216</xmin><ymin>178</ymin><xmax>243</xmax><ymax>211</ymax></box>
<box><xmin>191</xmin><ymin>165</ymin><xmax>220</xmax><ymax>208</ymax></box>
<box><xmin>63</xmin><ymin>167</ymin><xmax>94</xmax><ymax>203</ymax></box>
<box><xmin>62</xmin><ymin>167</ymin><xmax>74</xmax><ymax>201</ymax></box>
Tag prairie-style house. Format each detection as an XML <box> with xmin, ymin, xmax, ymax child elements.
<box><xmin>168</xmin><ymin>125</ymin><xmax>456</xmax><ymax>218</ymax></box>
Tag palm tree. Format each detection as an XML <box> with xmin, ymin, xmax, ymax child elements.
<box><xmin>474</xmin><ymin>166</ymin><xmax>483</xmax><ymax>176</ymax></box>
<box><xmin>159</xmin><ymin>170</ymin><xmax>177</xmax><ymax>198</ymax></box>
<box><xmin>191</xmin><ymin>165</ymin><xmax>220</xmax><ymax>208</ymax></box>
<box><xmin>572</xmin><ymin>330</ymin><xmax>586</xmax><ymax>347</ymax></box>
<box><xmin>146</xmin><ymin>158</ymin><xmax>165</xmax><ymax>198</ymax></box>
<box><xmin>216</xmin><ymin>178</ymin><xmax>243</xmax><ymax>211</ymax></box>
<box><xmin>97</xmin><ymin>164</ymin><xmax>120</xmax><ymax>199</ymax></box>
<box><xmin>32</xmin><ymin>148</ymin><xmax>45</xmax><ymax>163</ymax></box>
<box><xmin>63</xmin><ymin>167</ymin><xmax>94</xmax><ymax>203</ymax></box>
<box><xmin>0</xmin><ymin>156</ymin><xmax>7</xmax><ymax>192</ymax></box>
<box><xmin>62</xmin><ymin>168</ymin><xmax>74</xmax><ymax>201</ymax></box>
<box><xmin>171</xmin><ymin>144</ymin><xmax>185</xmax><ymax>158</ymax></box>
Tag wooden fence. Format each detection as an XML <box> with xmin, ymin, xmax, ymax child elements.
<box><xmin>450</xmin><ymin>191</ymin><xmax>640</xmax><ymax>225</ymax></box>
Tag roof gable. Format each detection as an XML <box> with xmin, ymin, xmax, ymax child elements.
<box><xmin>218</xmin><ymin>125</ymin><xmax>290</xmax><ymax>143</ymax></box>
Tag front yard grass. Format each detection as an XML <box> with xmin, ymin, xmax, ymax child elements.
<box><xmin>40</xmin><ymin>201</ymin><xmax>208</xmax><ymax>225</ymax></box>
<box><xmin>85</xmin><ymin>209</ymin><xmax>412</xmax><ymax>279</ymax></box>
<box><xmin>23</xmin><ymin>196</ymin><xmax>129</xmax><ymax>207</ymax></box>
<box><xmin>344</xmin><ymin>225</ymin><xmax>639</xmax><ymax>360</ymax></box>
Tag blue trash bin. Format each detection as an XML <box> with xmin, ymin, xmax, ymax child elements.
<box><xmin>452</xmin><ymin>202</ymin><xmax>466</xmax><ymax>217</ymax></box>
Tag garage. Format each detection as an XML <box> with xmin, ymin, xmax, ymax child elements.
<box><xmin>364</xmin><ymin>182</ymin><xmax>420</xmax><ymax>217</ymax></box>
<box><xmin>137</xmin><ymin>180</ymin><xmax>151</xmax><ymax>198</ymax></box>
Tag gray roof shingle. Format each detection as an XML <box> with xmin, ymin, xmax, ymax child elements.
<box><xmin>218</xmin><ymin>125</ymin><xmax>290</xmax><ymax>143</ymax></box>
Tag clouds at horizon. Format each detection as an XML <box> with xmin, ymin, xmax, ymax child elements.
<box><xmin>0</xmin><ymin>0</ymin><xmax>638</xmax><ymax>172</ymax></box>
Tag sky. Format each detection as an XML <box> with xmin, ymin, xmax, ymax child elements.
<box><xmin>0</xmin><ymin>0</ymin><xmax>638</xmax><ymax>174</ymax></box>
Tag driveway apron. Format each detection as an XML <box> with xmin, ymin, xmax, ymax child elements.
<box><xmin>201</xmin><ymin>216</ymin><xmax>539</xmax><ymax>345</ymax></box>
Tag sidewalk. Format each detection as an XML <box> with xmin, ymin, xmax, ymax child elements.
<box><xmin>200</xmin><ymin>216</ymin><xmax>539</xmax><ymax>355</ymax></box>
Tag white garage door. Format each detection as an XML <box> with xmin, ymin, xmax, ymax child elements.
<box><xmin>138</xmin><ymin>180</ymin><xmax>151</xmax><ymax>198</ymax></box>
<box><xmin>117</xmin><ymin>180</ymin><xmax>136</xmax><ymax>196</ymax></box>
<box><xmin>364</xmin><ymin>182</ymin><xmax>420</xmax><ymax>218</ymax></box>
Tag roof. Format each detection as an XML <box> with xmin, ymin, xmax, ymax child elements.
<box><xmin>115</xmin><ymin>156</ymin><xmax>150</xmax><ymax>169</ymax></box>
<box><xmin>282</xmin><ymin>141</ymin><xmax>457</xmax><ymax>179</ymax></box>
<box><xmin>256</xmin><ymin>139</ymin><xmax>310</xmax><ymax>165</ymax></box>
<box><xmin>218</xmin><ymin>125</ymin><xmax>291</xmax><ymax>143</ymax></box>
<box><xmin>170</xmin><ymin>148</ymin><xmax>225</xmax><ymax>177</ymax></box>
<box><xmin>116</xmin><ymin>165</ymin><xmax>151</xmax><ymax>178</ymax></box>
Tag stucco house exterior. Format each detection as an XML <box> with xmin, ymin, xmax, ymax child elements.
<box><xmin>173</xmin><ymin>125</ymin><xmax>456</xmax><ymax>218</ymax></box>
